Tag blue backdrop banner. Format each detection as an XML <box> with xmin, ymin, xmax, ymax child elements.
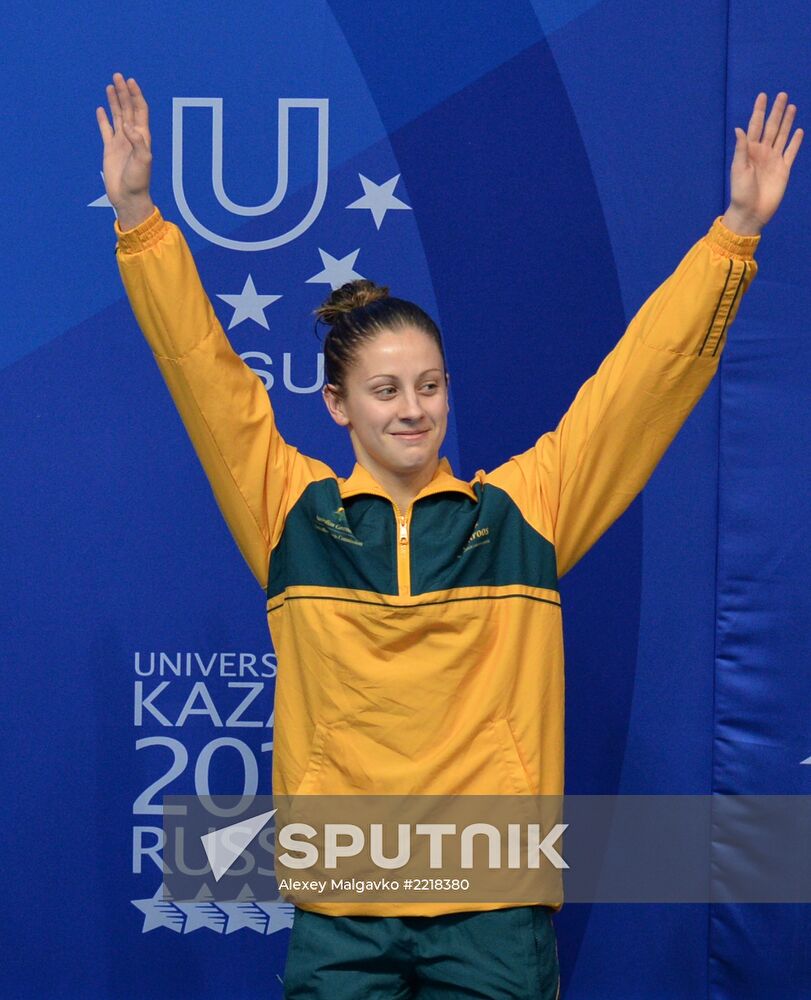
<box><xmin>1</xmin><ymin>2</ymin><xmax>809</xmax><ymax>997</ymax></box>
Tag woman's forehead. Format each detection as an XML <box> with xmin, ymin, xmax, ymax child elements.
<box><xmin>352</xmin><ymin>326</ymin><xmax>444</xmax><ymax>376</ymax></box>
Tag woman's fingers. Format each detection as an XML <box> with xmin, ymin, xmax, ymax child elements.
<box><xmin>783</xmin><ymin>126</ymin><xmax>804</xmax><ymax>169</ymax></box>
<box><xmin>774</xmin><ymin>102</ymin><xmax>797</xmax><ymax>153</ymax></box>
<box><xmin>127</xmin><ymin>76</ymin><xmax>150</xmax><ymax>130</ymax></box>
<box><xmin>96</xmin><ymin>105</ymin><xmax>113</xmax><ymax>143</ymax></box>
<box><xmin>107</xmin><ymin>81</ymin><xmax>123</xmax><ymax>130</ymax></box>
<box><xmin>103</xmin><ymin>74</ymin><xmax>151</xmax><ymax>150</ymax></box>
<box><xmin>762</xmin><ymin>91</ymin><xmax>789</xmax><ymax>146</ymax></box>
<box><xmin>732</xmin><ymin>126</ymin><xmax>750</xmax><ymax>169</ymax></box>
<box><xmin>113</xmin><ymin>72</ymin><xmax>135</xmax><ymax>129</ymax></box>
<box><xmin>746</xmin><ymin>92</ymin><xmax>767</xmax><ymax>143</ymax></box>
<box><xmin>740</xmin><ymin>91</ymin><xmax>801</xmax><ymax>162</ymax></box>
<box><xmin>121</xmin><ymin>119</ymin><xmax>152</xmax><ymax>160</ymax></box>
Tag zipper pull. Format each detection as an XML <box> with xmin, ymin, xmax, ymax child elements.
<box><xmin>399</xmin><ymin>516</ymin><xmax>408</xmax><ymax>544</ymax></box>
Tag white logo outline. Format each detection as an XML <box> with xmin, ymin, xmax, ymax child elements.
<box><xmin>172</xmin><ymin>97</ymin><xmax>329</xmax><ymax>251</ymax></box>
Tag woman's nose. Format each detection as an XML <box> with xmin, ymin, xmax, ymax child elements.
<box><xmin>397</xmin><ymin>390</ymin><xmax>424</xmax><ymax>420</ymax></box>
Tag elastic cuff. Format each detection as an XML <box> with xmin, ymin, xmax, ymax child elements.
<box><xmin>115</xmin><ymin>207</ymin><xmax>166</xmax><ymax>254</ymax></box>
<box><xmin>705</xmin><ymin>216</ymin><xmax>761</xmax><ymax>260</ymax></box>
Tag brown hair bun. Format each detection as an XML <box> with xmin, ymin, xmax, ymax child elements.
<box><xmin>313</xmin><ymin>279</ymin><xmax>446</xmax><ymax>393</ymax></box>
<box><xmin>314</xmin><ymin>279</ymin><xmax>390</xmax><ymax>328</ymax></box>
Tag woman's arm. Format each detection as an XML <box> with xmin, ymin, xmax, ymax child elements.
<box><xmin>488</xmin><ymin>92</ymin><xmax>802</xmax><ymax>578</ymax></box>
<box><xmin>99</xmin><ymin>75</ymin><xmax>331</xmax><ymax>588</ymax></box>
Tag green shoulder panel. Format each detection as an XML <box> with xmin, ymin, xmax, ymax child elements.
<box><xmin>267</xmin><ymin>479</ymin><xmax>398</xmax><ymax>599</ymax></box>
<box><xmin>409</xmin><ymin>483</ymin><xmax>558</xmax><ymax>595</ymax></box>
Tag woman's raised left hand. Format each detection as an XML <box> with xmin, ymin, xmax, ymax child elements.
<box><xmin>722</xmin><ymin>91</ymin><xmax>803</xmax><ymax>236</ymax></box>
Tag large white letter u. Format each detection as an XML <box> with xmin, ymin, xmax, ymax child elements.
<box><xmin>172</xmin><ymin>97</ymin><xmax>329</xmax><ymax>252</ymax></box>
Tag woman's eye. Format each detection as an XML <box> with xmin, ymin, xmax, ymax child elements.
<box><xmin>374</xmin><ymin>382</ymin><xmax>438</xmax><ymax>397</ymax></box>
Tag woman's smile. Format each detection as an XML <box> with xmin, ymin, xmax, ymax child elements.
<box><xmin>391</xmin><ymin>429</ymin><xmax>430</xmax><ymax>441</ymax></box>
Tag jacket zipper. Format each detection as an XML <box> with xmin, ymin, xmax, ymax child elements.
<box><xmin>393</xmin><ymin>504</ymin><xmax>412</xmax><ymax>596</ymax></box>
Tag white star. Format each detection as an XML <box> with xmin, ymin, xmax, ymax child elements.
<box><xmin>217</xmin><ymin>275</ymin><xmax>282</xmax><ymax>330</ymax></box>
<box><xmin>176</xmin><ymin>899</ymin><xmax>228</xmax><ymax>933</ymax></box>
<box><xmin>258</xmin><ymin>899</ymin><xmax>296</xmax><ymax>934</ymax></box>
<box><xmin>347</xmin><ymin>173</ymin><xmax>411</xmax><ymax>230</ymax></box>
<box><xmin>219</xmin><ymin>900</ymin><xmax>270</xmax><ymax>934</ymax></box>
<box><xmin>218</xmin><ymin>885</ymin><xmax>269</xmax><ymax>934</ymax></box>
<box><xmin>88</xmin><ymin>171</ymin><xmax>113</xmax><ymax>210</ymax></box>
<box><xmin>306</xmin><ymin>249</ymin><xmax>365</xmax><ymax>291</ymax></box>
<box><xmin>131</xmin><ymin>883</ymin><xmax>186</xmax><ymax>933</ymax></box>
<box><xmin>176</xmin><ymin>884</ymin><xmax>228</xmax><ymax>933</ymax></box>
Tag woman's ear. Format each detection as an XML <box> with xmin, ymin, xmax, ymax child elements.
<box><xmin>322</xmin><ymin>384</ymin><xmax>350</xmax><ymax>427</ymax></box>
<box><xmin>445</xmin><ymin>370</ymin><xmax>451</xmax><ymax>412</ymax></box>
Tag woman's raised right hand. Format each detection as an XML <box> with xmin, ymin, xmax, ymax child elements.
<box><xmin>96</xmin><ymin>73</ymin><xmax>155</xmax><ymax>231</ymax></box>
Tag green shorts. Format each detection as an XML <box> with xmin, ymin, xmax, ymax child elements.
<box><xmin>283</xmin><ymin>905</ymin><xmax>560</xmax><ymax>999</ymax></box>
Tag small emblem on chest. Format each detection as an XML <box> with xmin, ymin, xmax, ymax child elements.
<box><xmin>461</xmin><ymin>523</ymin><xmax>491</xmax><ymax>554</ymax></box>
<box><xmin>314</xmin><ymin>511</ymin><xmax>363</xmax><ymax>546</ymax></box>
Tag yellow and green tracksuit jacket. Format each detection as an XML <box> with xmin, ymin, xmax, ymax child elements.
<box><xmin>116</xmin><ymin>209</ymin><xmax>758</xmax><ymax>916</ymax></box>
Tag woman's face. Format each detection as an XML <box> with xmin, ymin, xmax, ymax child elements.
<box><xmin>323</xmin><ymin>325</ymin><xmax>449</xmax><ymax>486</ymax></box>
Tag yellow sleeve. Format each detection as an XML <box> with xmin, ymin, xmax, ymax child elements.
<box><xmin>487</xmin><ymin>217</ymin><xmax>760</xmax><ymax>579</ymax></box>
<box><xmin>116</xmin><ymin>208</ymin><xmax>332</xmax><ymax>589</ymax></box>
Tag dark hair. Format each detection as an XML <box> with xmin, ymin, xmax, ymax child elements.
<box><xmin>314</xmin><ymin>280</ymin><xmax>446</xmax><ymax>394</ymax></box>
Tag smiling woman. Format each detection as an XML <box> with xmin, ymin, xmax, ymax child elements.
<box><xmin>99</xmin><ymin>70</ymin><xmax>802</xmax><ymax>1000</ymax></box>
<box><xmin>316</xmin><ymin>280</ymin><xmax>450</xmax><ymax>513</ymax></box>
